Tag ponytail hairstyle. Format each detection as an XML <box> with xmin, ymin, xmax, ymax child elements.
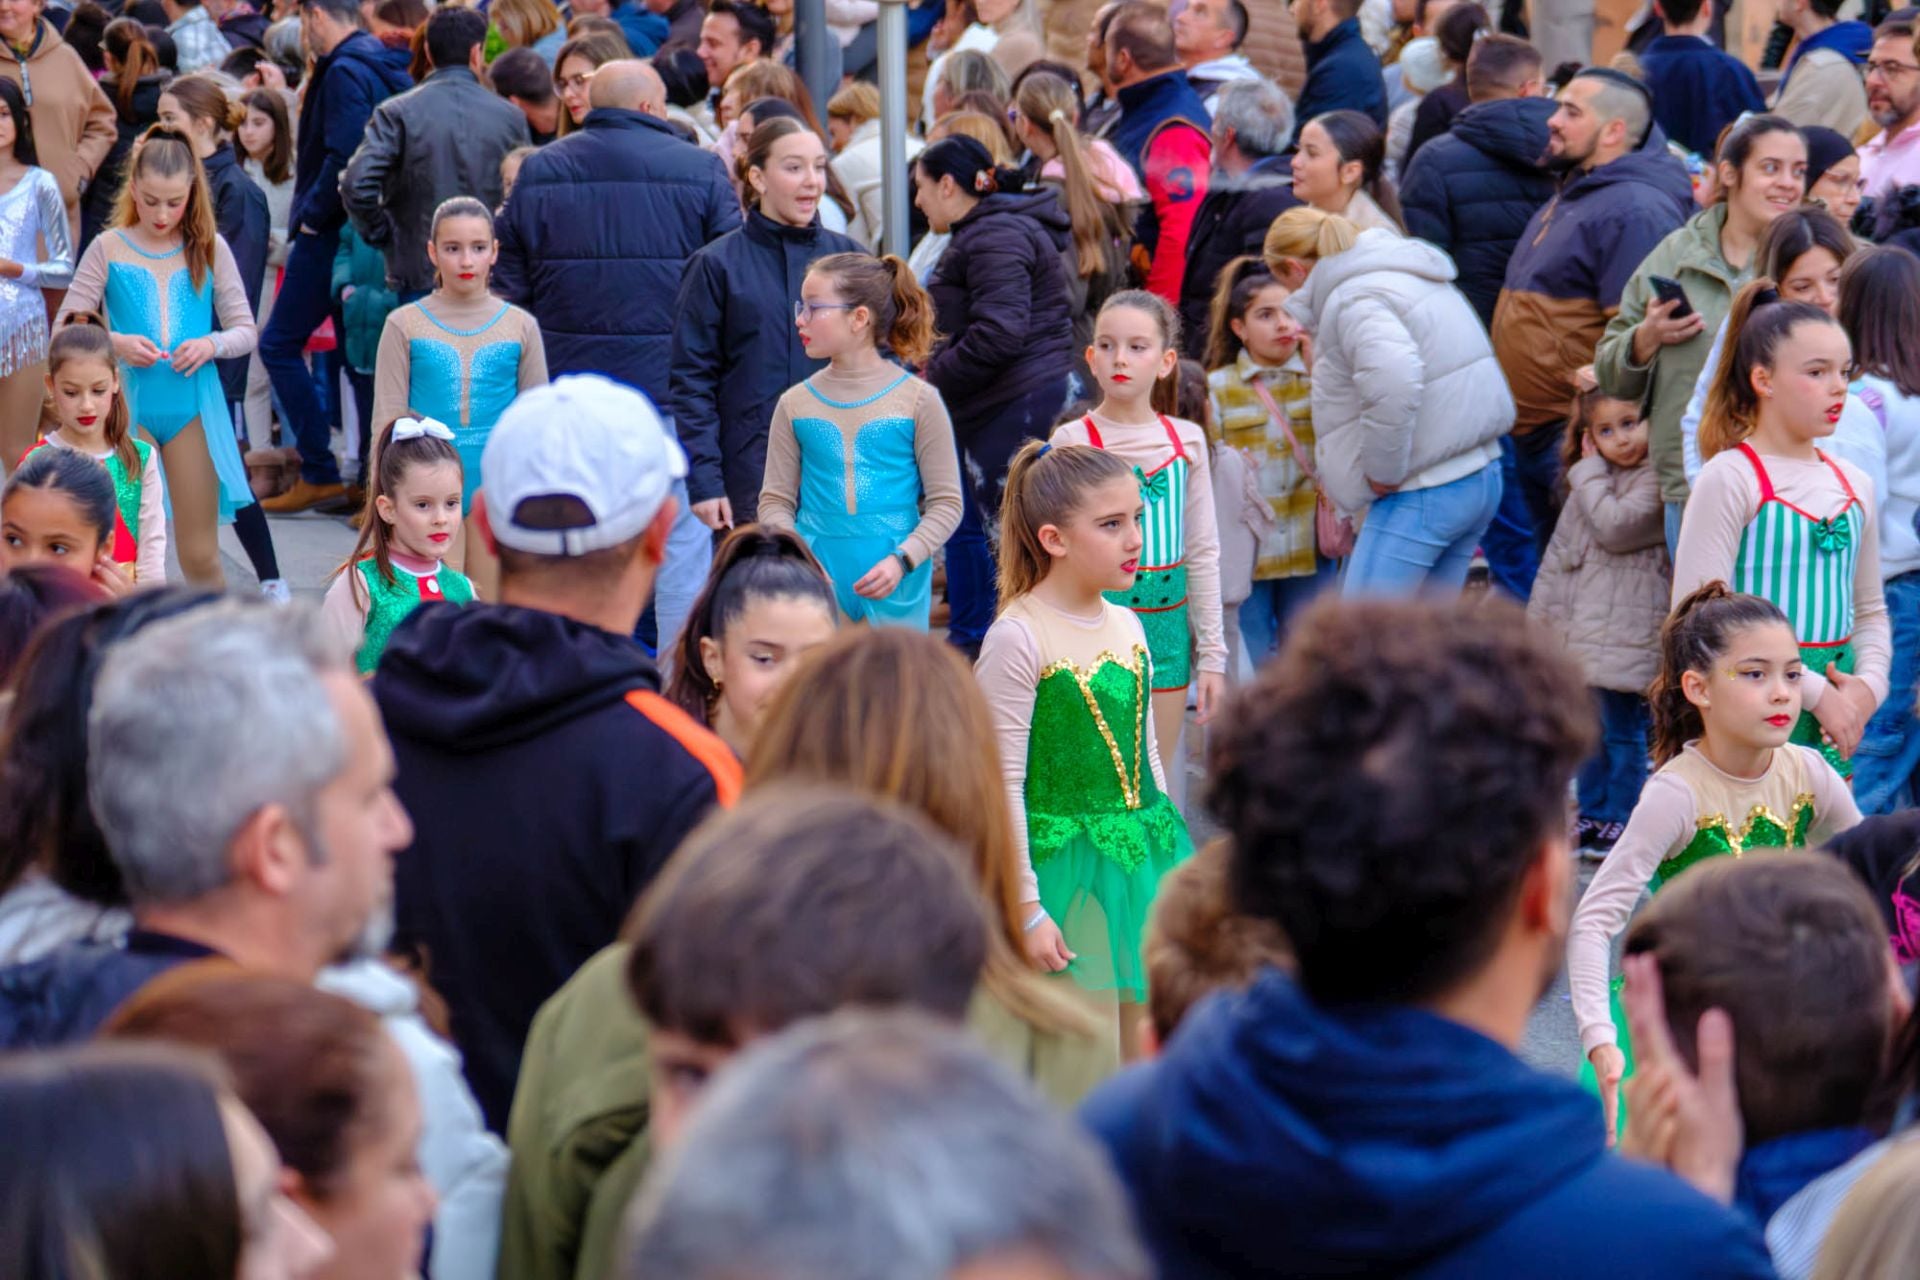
<box><xmin>735</xmin><ymin>113</ymin><xmax>856</xmax><ymax>219</ymax></box>
<box><xmin>996</xmin><ymin>439</ymin><xmax>1135</xmax><ymax>603</ymax></box>
<box><xmin>340</xmin><ymin>414</ymin><xmax>464</xmax><ymax>608</ymax></box>
<box><xmin>103</xmin><ymin>18</ymin><xmax>160</xmax><ymax>116</ymax></box>
<box><xmin>1714</xmin><ymin>113</ymin><xmax>1806</xmax><ymax>208</ymax></box>
<box><xmin>1204</xmin><ymin>256</ymin><xmax>1280</xmax><ymax>371</ymax></box>
<box><xmin>1306</xmin><ymin>109</ymin><xmax>1406</xmax><ymax>232</ymax></box>
<box><xmin>427</xmin><ymin>195</ymin><xmax>494</xmax><ymax>287</ymax></box>
<box><xmin>1097</xmin><ymin>288</ymin><xmax>1183</xmax><ymax>415</ymax></box>
<box><xmin>46</xmin><ymin>314</ymin><xmax>137</xmax><ymax>479</ymax></box>
<box><xmin>1648</xmin><ymin>583</ymin><xmax>1793</xmax><ymax>765</ymax></box>
<box><xmin>4</xmin><ymin>448</ymin><xmax>117</xmax><ymax>564</ymax></box>
<box><xmin>1263</xmin><ymin>205</ymin><xmax>1360</xmax><ymax>274</ymax></box>
<box><xmin>665</xmin><ymin>525</ymin><xmax>835</xmax><ymax>723</ymax></box>
<box><xmin>915</xmin><ymin>133</ymin><xmax>1026</xmax><ymax>200</ymax></box>
<box><xmin>112</xmin><ymin>128</ymin><xmax>219</xmax><ymax>292</ymax></box>
<box><xmin>241</xmin><ymin>89</ymin><xmax>292</xmax><ymax>185</ymax></box>
<box><xmin>162</xmin><ymin>73</ymin><xmax>247</xmax><ymax>141</ymax></box>
<box><xmin>1698</xmin><ymin>278</ymin><xmax>1838</xmax><ymax>461</ymax></box>
<box><xmin>1015</xmin><ymin>71</ymin><xmax>1125</xmax><ymax>281</ymax></box>
<box><xmin>805</xmin><ymin>251</ymin><xmax>938</xmax><ymax>365</ymax></box>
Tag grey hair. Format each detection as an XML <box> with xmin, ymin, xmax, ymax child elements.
<box><xmin>622</xmin><ymin>1010</ymin><xmax>1151</xmax><ymax>1280</ymax></box>
<box><xmin>1212</xmin><ymin>77</ymin><xmax>1294</xmax><ymax>160</ymax></box>
<box><xmin>935</xmin><ymin>48</ymin><xmax>1011</xmax><ymax>105</ymax></box>
<box><xmin>87</xmin><ymin>601</ymin><xmax>350</xmax><ymax>905</ymax></box>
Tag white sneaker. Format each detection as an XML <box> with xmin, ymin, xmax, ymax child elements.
<box><xmin>260</xmin><ymin>578</ymin><xmax>292</xmax><ymax>605</ymax></box>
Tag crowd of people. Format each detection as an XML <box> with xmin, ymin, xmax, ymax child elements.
<box><xmin>3</xmin><ymin>0</ymin><xmax>1920</xmax><ymax>1275</ymax></box>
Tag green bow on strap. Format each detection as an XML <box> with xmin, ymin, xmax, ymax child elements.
<box><xmin>1811</xmin><ymin>516</ymin><xmax>1853</xmax><ymax>554</ymax></box>
<box><xmin>1135</xmin><ymin>465</ymin><xmax>1168</xmax><ymax>503</ymax></box>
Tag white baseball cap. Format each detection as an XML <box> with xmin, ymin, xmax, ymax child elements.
<box><xmin>480</xmin><ymin>375</ymin><xmax>688</xmax><ymax>556</ymax></box>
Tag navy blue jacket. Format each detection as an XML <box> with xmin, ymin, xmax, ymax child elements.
<box><xmin>291</xmin><ymin>31</ymin><xmax>411</xmax><ymax>235</ymax></box>
<box><xmin>0</xmin><ymin>931</ymin><xmax>217</xmax><ymax>1049</ymax></box>
<box><xmin>1401</xmin><ymin>95</ymin><xmax>1556</xmax><ymax>327</ymax></box>
<box><xmin>204</xmin><ymin>141</ymin><xmax>269</xmax><ymax>404</ymax></box>
<box><xmin>375</xmin><ymin>602</ymin><xmax>736</xmax><ymax>1131</ymax></box>
<box><xmin>495</xmin><ymin>108</ymin><xmax>740</xmax><ymax>407</ymax></box>
<box><xmin>1177</xmin><ymin>154</ymin><xmax>1298</xmax><ymax>358</ymax></box>
<box><xmin>1639</xmin><ymin>35</ymin><xmax>1764</xmax><ymax>158</ymax></box>
<box><xmin>611</xmin><ymin>2</ymin><xmax>669</xmax><ymax>54</ymax></box>
<box><xmin>1294</xmin><ymin>18</ymin><xmax>1387</xmax><ymax>142</ymax></box>
<box><xmin>669</xmin><ymin>210</ymin><xmax>860</xmax><ymax>517</ymax></box>
<box><xmin>1082</xmin><ymin>970</ymin><xmax>1778</xmax><ymax>1279</ymax></box>
<box><xmin>925</xmin><ymin>189</ymin><xmax>1075</xmax><ymax>431</ymax></box>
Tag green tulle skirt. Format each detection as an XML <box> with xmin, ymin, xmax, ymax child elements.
<box><xmin>1035</xmin><ymin>808</ymin><xmax>1194</xmax><ymax>1004</ymax></box>
<box><xmin>1577</xmin><ymin>977</ymin><xmax>1636</xmax><ymax>1140</ymax></box>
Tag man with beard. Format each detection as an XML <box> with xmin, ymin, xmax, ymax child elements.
<box><xmin>1482</xmin><ymin>67</ymin><xmax>1692</xmax><ymax>600</ymax></box>
<box><xmin>1080</xmin><ymin>598</ymin><xmax>1775</xmax><ymax>1278</ymax></box>
<box><xmin>1860</xmin><ymin>17</ymin><xmax>1920</xmax><ymax>200</ymax></box>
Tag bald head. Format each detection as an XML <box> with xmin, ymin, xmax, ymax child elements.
<box><xmin>589</xmin><ymin>59</ymin><xmax>667</xmax><ymax>114</ymax></box>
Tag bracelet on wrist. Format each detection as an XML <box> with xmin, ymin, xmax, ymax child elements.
<box><xmin>1023</xmin><ymin>906</ymin><xmax>1049</xmax><ymax>932</ymax></box>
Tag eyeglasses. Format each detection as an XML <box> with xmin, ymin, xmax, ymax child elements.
<box><xmin>554</xmin><ymin>71</ymin><xmax>593</xmax><ymax>92</ymax></box>
<box><xmin>794</xmin><ymin>300</ymin><xmax>855</xmax><ymax>322</ymax></box>
<box><xmin>1866</xmin><ymin>59</ymin><xmax>1920</xmax><ymax>78</ymax></box>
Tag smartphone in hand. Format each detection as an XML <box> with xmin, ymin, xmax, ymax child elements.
<box><xmin>1648</xmin><ymin>275</ymin><xmax>1695</xmax><ymax>319</ymax></box>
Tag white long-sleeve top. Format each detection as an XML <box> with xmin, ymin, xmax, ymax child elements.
<box><xmin>40</xmin><ymin>429</ymin><xmax>167</xmax><ymax>586</ymax></box>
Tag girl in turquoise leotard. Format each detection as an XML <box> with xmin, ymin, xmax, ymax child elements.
<box><xmin>58</xmin><ymin>127</ymin><xmax>258</xmax><ymax>587</ymax></box>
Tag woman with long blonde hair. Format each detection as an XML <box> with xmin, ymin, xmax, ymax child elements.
<box><xmin>749</xmin><ymin>627</ymin><xmax>1118</xmax><ymax>1103</ymax></box>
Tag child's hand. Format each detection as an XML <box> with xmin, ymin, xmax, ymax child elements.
<box><xmin>168</xmin><ymin>337</ymin><xmax>218</xmax><ymax>375</ymax></box>
<box><xmin>1587</xmin><ymin>1043</ymin><xmax>1627</xmax><ymax>1143</ymax></box>
<box><xmin>1023</xmin><ymin>912</ymin><xmax>1075</xmax><ymax>973</ymax></box>
<box><xmin>1194</xmin><ymin>669</ymin><xmax>1228</xmax><ymax>725</ymax></box>
<box><xmin>1813</xmin><ymin>670</ymin><xmax>1872</xmax><ymax>758</ymax></box>
<box><xmin>113</xmin><ymin>333</ymin><xmax>164</xmax><ymax>368</ymax></box>
<box><xmin>853</xmin><ymin>553</ymin><xmax>904</xmax><ymax>601</ymax></box>
<box><xmin>1620</xmin><ymin>953</ymin><xmax>1742</xmax><ymax>1204</ymax></box>
<box><xmin>91</xmin><ymin>556</ymin><xmax>134</xmax><ymax>598</ymax></box>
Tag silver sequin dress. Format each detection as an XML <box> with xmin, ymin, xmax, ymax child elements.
<box><xmin>0</xmin><ymin>167</ymin><xmax>75</xmax><ymax>378</ymax></box>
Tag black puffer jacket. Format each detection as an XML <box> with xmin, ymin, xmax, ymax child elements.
<box><xmin>1399</xmin><ymin>95</ymin><xmax>1556</xmax><ymax>327</ymax></box>
<box><xmin>669</xmin><ymin>209</ymin><xmax>860</xmax><ymax>519</ymax></box>
<box><xmin>342</xmin><ymin>67</ymin><xmax>530</xmax><ymax>294</ymax></box>
<box><xmin>925</xmin><ymin>189</ymin><xmax>1074</xmax><ymax>434</ymax></box>
<box><xmin>495</xmin><ymin>107</ymin><xmax>740</xmax><ymax>405</ymax></box>
<box><xmin>1178</xmin><ymin>154</ymin><xmax>1299</xmax><ymax>358</ymax></box>
<box><xmin>81</xmin><ymin>71</ymin><xmax>166</xmax><ymax>245</ymax></box>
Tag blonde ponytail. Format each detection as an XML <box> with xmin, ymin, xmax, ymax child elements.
<box><xmin>1263</xmin><ymin>206</ymin><xmax>1359</xmax><ymax>274</ymax></box>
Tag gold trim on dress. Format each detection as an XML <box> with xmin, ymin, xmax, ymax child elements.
<box><xmin>1692</xmin><ymin>793</ymin><xmax>1815</xmax><ymax>856</ymax></box>
<box><xmin>1038</xmin><ymin>645</ymin><xmax>1149</xmax><ymax>810</ymax></box>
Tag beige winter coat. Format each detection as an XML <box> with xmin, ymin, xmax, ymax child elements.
<box><xmin>1526</xmin><ymin>453</ymin><xmax>1673</xmax><ymax>695</ymax></box>
<box><xmin>0</xmin><ymin>20</ymin><xmax>116</xmax><ymax>242</ymax></box>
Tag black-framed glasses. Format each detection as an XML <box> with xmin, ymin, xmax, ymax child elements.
<box><xmin>794</xmin><ymin>300</ymin><xmax>855</xmax><ymax>322</ymax></box>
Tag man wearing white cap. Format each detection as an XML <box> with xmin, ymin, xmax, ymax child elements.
<box><xmin>370</xmin><ymin>375</ymin><xmax>743</xmax><ymax>1133</ymax></box>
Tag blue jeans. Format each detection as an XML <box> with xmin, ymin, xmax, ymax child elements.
<box><xmin>1342</xmin><ymin>461</ymin><xmax>1503</xmax><ymax>598</ymax></box>
<box><xmin>1665</xmin><ymin>500</ymin><xmax>1685</xmax><ymax>559</ymax></box>
<box><xmin>260</xmin><ymin>226</ymin><xmax>344</xmax><ymax>485</ymax></box>
<box><xmin>1853</xmin><ymin>571</ymin><xmax>1920</xmax><ymax>814</ymax></box>
<box><xmin>1578</xmin><ymin>688</ymin><xmax>1651</xmax><ymax>825</ymax></box>
<box><xmin>1239</xmin><ymin>558</ymin><xmax>1340</xmax><ymax>668</ymax></box>
<box><xmin>946</xmin><ymin>467</ymin><xmax>996</xmax><ymax>649</ymax></box>
<box><xmin>653</xmin><ymin>479</ymin><xmax>710</xmax><ymax>668</ymax></box>
<box><xmin>1482</xmin><ymin>436</ymin><xmax>1540</xmax><ymax>602</ymax></box>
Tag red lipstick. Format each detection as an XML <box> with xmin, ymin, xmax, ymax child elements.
<box><xmin>1766</xmin><ymin>714</ymin><xmax>1793</xmax><ymax>728</ymax></box>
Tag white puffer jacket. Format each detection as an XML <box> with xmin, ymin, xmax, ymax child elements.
<box><xmin>1284</xmin><ymin>230</ymin><xmax>1514</xmax><ymax>516</ymax></box>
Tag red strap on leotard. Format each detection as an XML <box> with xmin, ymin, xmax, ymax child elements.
<box><xmin>1737</xmin><ymin>442</ymin><xmax>1860</xmax><ymax>518</ymax></box>
<box><xmin>1082</xmin><ymin>415</ymin><xmax>1189</xmax><ymax>461</ymax></box>
<box><xmin>1736</xmin><ymin>442</ymin><xmax>1775</xmax><ymax>502</ymax></box>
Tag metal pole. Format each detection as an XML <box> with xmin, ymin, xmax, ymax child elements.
<box><xmin>876</xmin><ymin>0</ymin><xmax>911</xmax><ymax>257</ymax></box>
<box><xmin>795</xmin><ymin>0</ymin><xmax>837</xmax><ymax>134</ymax></box>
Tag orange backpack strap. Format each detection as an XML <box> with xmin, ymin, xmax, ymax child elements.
<box><xmin>624</xmin><ymin>689</ymin><xmax>744</xmax><ymax>808</ymax></box>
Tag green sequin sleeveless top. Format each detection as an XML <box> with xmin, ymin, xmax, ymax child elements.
<box><xmin>354</xmin><ymin>558</ymin><xmax>474</xmax><ymax>675</ymax></box>
<box><xmin>1018</xmin><ymin>609</ymin><xmax>1185</xmax><ymax>873</ymax></box>
<box><xmin>1649</xmin><ymin>746</ymin><xmax>1818</xmax><ymax>892</ymax></box>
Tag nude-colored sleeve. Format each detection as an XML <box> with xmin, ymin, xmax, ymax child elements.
<box><xmin>1804</xmin><ymin>747</ymin><xmax>1863</xmax><ymax>846</ymax></box>
<box><xmin>757</xmin><ymin>393</ymin><xmax>799</xmax><ymax>533</ymax></box>
<box><xmin>1049</xmin><ymin>417</ymin><xmax>1092</xmax><ymax>448</ymax></box>
<box><xmin>1837</xmin><ymin>458</ymin><xmax>1891</xmax><ymax>708</ymax></box>
<box><xmin>902</xmin><ymin>382</ymin><xmax>961</xmax><ymax>570</ymax></box>
<box><xmin>370</xmin><ymin>313</ymin><xmax>412</xmax><ymax>437</ymax></box>
<box><xmin>55</xmin><ymin>237</ymin><xmax>110</xmax><ymax>322</ymax></box>
<box><xmin>1568</xmin><ymin>771</ymin><xmax>1697</xmax><ymax>1057</ymax></box>
<box><xmin>1178</xmin><ymin>419</ymin><xmax>1227</xmax><ymax>675</ymax></box>
<box><xmin>320</xmin><ymin>568</ymin><xmax>368</xmax><ymax>658</ymax></box>
<box><xmin>1670</xmin><ymin>450</ymin><xmax>1757</xmax><ymax>606</ymax></box>
<box><xmin>974</xmin><ymin>614</ymin><xmax>1041</xmax><ymax>903</ymax></box>
<box><xmin>515</xmin><ymin>309</ymin><xmax>547</xmax><ymax>391</ymax></box>
<box><xmin>207</xmin><ymin>238</ymin><xmax>257</xmax><ymax>359</ymax></box>
<box><xmin>135</xmin><ymin>446</ymin><xmax>166</xmax><ymax>587</ymax></box>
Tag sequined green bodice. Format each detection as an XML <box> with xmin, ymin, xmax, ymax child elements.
<box><xmin>1024</xmin><ymin>644</ymin><xmax>1184</xmax><ymax>872</ymax></box>
<box><xmin>355</xmin><ymin>559</ymin><xmax>475</xmax><ymax>675</ymax></box>
<box><xmin>1651</xmin><ymin>794</ymin><xmax>1816</xmax><ymax>891</ymax></box>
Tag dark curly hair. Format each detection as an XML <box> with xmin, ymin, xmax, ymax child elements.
<box><xmin>1206</xmin><ymin>597</ymin><xmax>1595</xmax><ymax>1004</ymax></box>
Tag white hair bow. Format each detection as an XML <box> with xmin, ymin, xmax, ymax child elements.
<box><xmin>393</xmin><ymin>416</ymin><xmax>455</xmax><ymax>442</ymax></box>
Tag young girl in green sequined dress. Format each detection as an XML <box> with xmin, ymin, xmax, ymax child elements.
<box><xmin>975</xmin><ymin>438</ymin><xmax>1195</xmax><ymax>1056</ymax></box>
<box><xmin>1567</xmin><ymin>582</ymin><xmax>1859</xmax><ymax>1139</ymax></box>
<box><xmin>321</xmin><ymin>415</ymin><xmax>474</xmax><ymax>674</ymax></box>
